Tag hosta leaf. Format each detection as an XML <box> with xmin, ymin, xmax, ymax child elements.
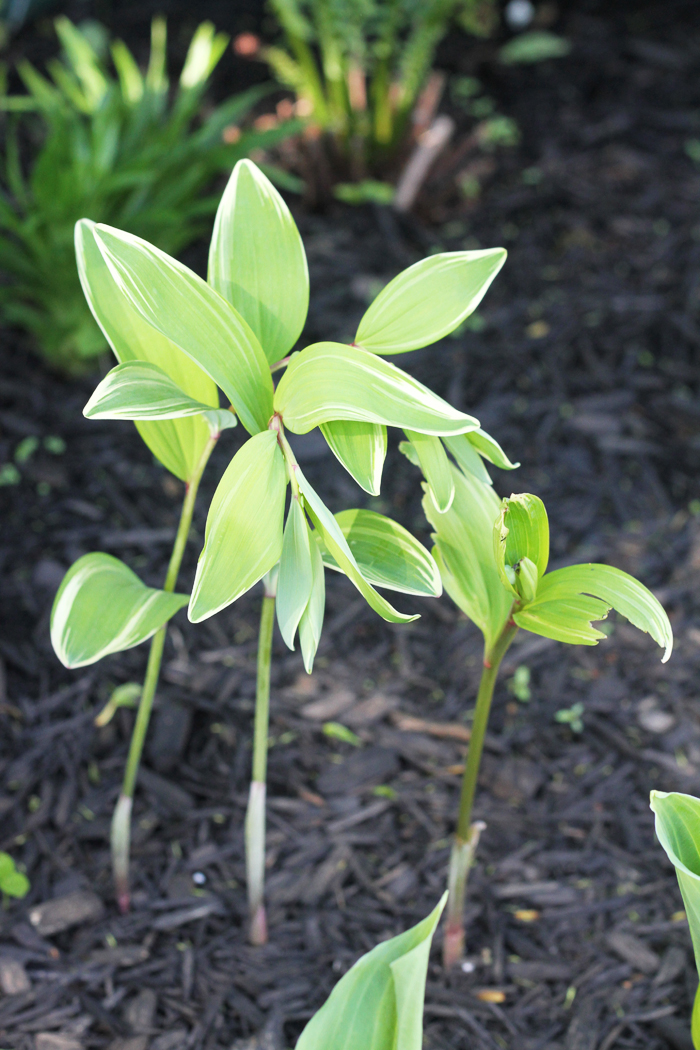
<box><xmin>651</xmin><ymin>788</ymin><xmax>700</xmax><ymax>1045</ymax></box>
<box><xmin>424</xmin><ymin>465</ymin><xmax>512</xmax><ymax>649</ymax></box>
<box><xmin>523</xmin><ymin>563</ymin><xmax>673</xmax><ymax>661</ymax></box>
<box><xmin>513</xmin><ymin>593</ymin><xmax>610</xmax><ymax>645</ymax></box>
<box><xmin>318</xmin><ymin>509</ymin><xmax>442</xmax><ymax>597</ymax></box>
<box><xmin>320</xmin><ymin>420</ymin><xmax>387</xmax><ymax>495</ymax></box>
<box><xmin>92</xmin><ymin>223</ymin><xmax>274</xmax><ymax>435</ymax></box>
<box><xmin>355</xmin><ymin>249</ymin><xmax>506</xmax><ymax>354</ymax></box>
<box><xmin>296</xmin><ymin>893</ymin><xmax>446</xmax><ymax>1050</ymax></box>
<box><xmin>405</xmin><ymin>430</ymin><xmax>454</xmax><ymax>512</ymax></box>
<box><xmin>299</xmin><ymin>533</ymin><xmax>325</xmax><ymax>674</ymax></box>
<box><xmin>209</xmin><ymin>159</ymin><xmax>309</xmax><ymax>364</ymax></box>
<box><xmin>442</xmin><ymin>433</ymin><xmax>492</xmax><ymax>485</ymax></box>
<box><xmin>189</xmin><ymin>432</ymin><xmax>286</xmax><ymax>622</ymax></box>
<box><xmin>494</xmin><ymin>493</ymin><xmax>549</xmax><ymax>595</ymax></box>
<box><xmin>84</xmin><ymin>361</ymin><xmax>231</xmax><ymax>424</ymax></box>
<box><xmin>51</xmin><ymin>553</ymin><xmax>188</xmax><ymax>668</ymax></box>
<box><xmin>275</xmin><ymin>342</ymin><xmax>479</xmax><ymax>436</ymax></box>
<box><xmin>276</xmin><ymin>498</ymin><xmax>313</xmax><ymax>650</ymax></box>
<box><xmin>76</xmin><ymin>219</ymin><xmax>215</xmax><ymax>481</ymax></box>
<box><xmin>296</xmin><ymin>469</ymin><xmax>418</xmax><ymax>624</ymax></box>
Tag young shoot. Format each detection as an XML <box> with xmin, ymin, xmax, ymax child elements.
<box><xmin>51</xmin><ymin>159</ymin><xmax>508</xmax><ymax>941</ymax></box>
<box><xmin>402</xmin><ymin>445</ymin><xmax>673</xmax><ymax>968</ymax></box>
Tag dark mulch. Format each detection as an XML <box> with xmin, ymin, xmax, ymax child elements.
<box><xmin>1</xmin><ymin>1</ymin><xmax>700</xmax><ymax>1048</ymax></box>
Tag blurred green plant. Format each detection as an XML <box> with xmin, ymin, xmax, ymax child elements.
<box><xmin>499</xmin><ymin>30</ymin><xmax>571</xmax><ymax>64</ymax></box>
<box><xmin>260</xmin><ymin>0</ymin><xmax>498</xmax><ymax>177</ymax></box>
<box><xmin>0</xmin><ymin>852</ymin><xmax>29</xmax><ymax>903</ymax></box>
<box><xmin>555</xmin><ymin>702</ymin><xmax>584</xmax><ymax>733</ymax></box>
<box><xmin>0</xmin><ymin>16</ymin><xmax>298</xmax><ymax>372</ymax></box>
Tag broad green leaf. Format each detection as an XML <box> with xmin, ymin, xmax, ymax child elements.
<box><xmin>523</xmin><ymin>563</ymin><xmax>673</xmax><ymax>661</ymax></box>
<box><xmin>296</xmin><ymin>469</ymin><xmax>418</xmax><ymax>624</ymax></box>
<box><xmin>299</xmin><ymin>533</ymin><xmax>325</xmax><ymax>674</ymax></box>
<box><xmin>318</xmin><ymin>509</ymin><xmax>442</xmax><ymax>597</ymax></box>
<box><xmin>275</xmin><ymin>342</ymin><xmax>479</xmax><ymax>436</ymax></box>
<box><xmin>468</xmin><ymin>428</ymin><xmax>519</xmax><ymax>471</ymax></box>
<box><xmin>209</xmin><ymin>159</ymin><xmax>309</xmax><ymax>364</ymax></box>
<box><xmin>92</xmin><ymin>223</ymin><xmax>274</xmax><ymax>435</ymax></box>
<box><xmin>320</xmin><ymin>420</ymin><xmax>387</xmax><ymax>496</ymax></box>
<box><xmin>76</xmin><ymin>220</ymin><xmax>216</xmax><ymax>481</ymax></box>
<box><xmin>494</xmin><ymin>493</ymin><xmax>549</xmax><ymax>595</ymax></box>
<box><xmin>651</xmin><ymin>789</ymin><xmax>700</xmax><ymax>1047</ymax></box>
<box><xmin>277</xmin><ymin>498</ymin><xmax>313</xmax><ymax>650</ymax></box>
<box><xmin>84</xmin><ymin>361</ymin><xmax>228</xmax><ymax>422</ymax></box>
<box><xmin>405</xmin><ymin>430</ymin><xmax>454</xmax><ymax>512</ymax></box>
<box><xmin>296</xmin><ymin>893</ymin><xmax>446</xmax><ymax>1050</ymax></box>
<box><xmin>189</xmin><ymin>432</ymin><xmax>286</xmax><ymax>622</ymax></box>
<box><xmin>513</xmin><ymin>593</ymin><xmax>610</xmax><ymax>646</ymax></box>
<box><xmin>1</xmin><ymin>870</ymin><xmax>30</xmax><ymax>898</ymax></box>
<box><xmin>355</xmin><ymin>250</ymin><xmax>506</xmax><ymax>354</ymax></box>
<box><xmin>51</xmin><ymin>553</ymin><xmax>188</xmax><ymax>668</ymax></box>
<box><xmin>443</xmin><ymin>433</ymin><xmax>492</xmax><ymax>485</ymax></box>
<box><xmin>424</xmin><ymin>465</ymin><xmax>512</xmax><ymax>649</ymax></box>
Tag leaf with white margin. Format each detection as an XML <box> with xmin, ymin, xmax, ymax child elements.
<box><xmin>355</xmin><ymin>249</ymin><xmax>506</xmax><ymax>354</ymax></box>
<box><xmin>296</xmin><ymin>893</ymin><xmax>446</xmax><ymax>1050</ymax></box>
<box><xmin>295</xmin><ymin>469</ymin><xmax>418</xmax><ymax>624</ymax></box>
<box><xmin>405</xmin><ymin>430</ymin><xmax>454</xmax><ymax>512</ymax></box>
<box><xmin>274</xmin><ymin>342</ymin><xmax>479</xmax><ymax>436</ymax></box>
<box><xmin>516</xmin><ymin>563</ymin><xmax>672</xmax><ymax>661</ymax></box>
<box><xmin>189</xmin><ymin>432</ymin><xmax>286</xmax><ymax>622</ymax></box>
<box><xmin>76</xmin><ymin>219</ymin><xmax>216</xmax><ymax>481</ymax></box>
<box><xmin>208</xmin><ymin>159</ymin><xmax>309</xmax><ymax>364</ymax></box>
<box><xmin>318</xmin><ymin>509</ymin><xmax>441</xmax><ymax>598</ymax></box>
<box><xmin>276</xmin><ymin>497</ymin><xmax>313</xmax><ymax>650</ymax></box>
<box><xmin>319</xmin><ymin>420</ymin><xmax>387</xmax><ymax>495</ymax></box>
<box><xmin>299</xmin><ymin>532</ymin><xmax>325</xmax><ymax>674</ymax></box>
<box><xmin>51</xmin><ymin>553</ymin><xmax>188</xmax><ymax>668</ymax></box>
<box><xmin>92</xmin><ymin>223</ymin><xmax>274</xmax><ymax>435</ymax></box>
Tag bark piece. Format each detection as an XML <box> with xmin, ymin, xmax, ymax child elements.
<box><xmin>29</xmin><ymin>891</ymin><xmax>104</xmax><ymax>935</ymax></box>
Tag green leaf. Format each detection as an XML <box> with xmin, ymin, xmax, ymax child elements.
<box><xmin>499</xmin><ymin>31</ymin><xmax>571</xmax><ymax>65</ymax></box>
<box><xmin>0</xmin><ymin>854</ymin><xmax>14</xmax><ymax>880</ymax></box>
<box><xmin>92</xmin><ymin>223</ymin><xmax>274</xmax><ymax>435</ymax></box>
<box><xmin>76</xmin><ymin>220</ymin><xmax>216</xmax><ymax>481</ymax></box>
<box><xmin>275</xmin><ymin>342</ymin><xmax>479</xmax><ymax>436</ymax></box>
<box><xmin>404</xmin><ymin>430</ymin><xmax>454</xmax><ymax>512</ymax></box>
<box><xmin>1</xmin><ymin>870</ymin><xmax>30</xmax><ymax>898</ymax></box>
<box><xmin>189</xmin><ymin>432</ymin><xmax>286</xmax><ymax>622</ymax></box>
<box><xmin>320</xmin><ymin>420</ymin><xmax>387</xmax><ymax>496</ymax></box>
<box><xmin>520</xmin><ymin>563</ymin><xmax>673</xmax><ymax>661</ymax></box>
<box><xmin>513</xmin><ymin>592</ymin><xmax>610</xmax><ymax>646</ymax></box>
<box><xmin>424</xmin><ymin>465</ymin><xmax>512</xmax><ymax>650</ymax></box>
<box><xmin>84</xmin><ymin>361</ymin><xmax>226</xmax><ymax>422</ymax></box>
<box><xmin>179</xmin><ymin>20</ymin><xmax>230</xmax><ymax>89</ymax></box>
<box><xmin>51</xmin><ymin>552</ymin><xmax>189</xmax><ymax>668</ymax></box>
<box><xmin>319</xmin><ymin>509</ymin><xmax>441</xmax><ymax>598</ymax></box>
<box><xmin>296</xmin><ymin>893</ymin><xmax>446</xmax><ymax>1050</ymax></box>
<box><xmin>299</xmin><ymin>530</ymin><xmax>325</xmax><ymax>674</ymax></box>
<box><xmin>494</xmin><ymin>493</ymin><xmax>549</xmax><ymax>595</ymax></box>
<box><xmin>296</xmin><ymin>470</ymin><xmax>418</xmax><ymax>624</ymax></box>
<box><xmin>651</xmin><ymin>788</ymin><xmax>700</xmax><ymax>1038</ymax></box>
<box><xmin>467</xmin><ymin>428</ymin><xmax>519</xmax><ymax>471</ymax></box>
<box><xmin>355</xmin><ymin>250</ymin><xmax>506</xmax><ymax>355</ymax></box>
<box><xmin>442</xmin><ymin>433</ymin><xmax>492</xmax><ymax>485</ymax></box>
<box><xmin>323</xmin><ymin>722</ymin><xmax>362</xmax><ymax>746</ymax></box>
<box><xmin>208</xmin><ymin>159</ymin><xmax>309</xmax><ymax>364</ymax></box>
<box><xmin>276</xmin><ymin>498</ymin><xmax>314</xmax><ymax>650</ymax></box>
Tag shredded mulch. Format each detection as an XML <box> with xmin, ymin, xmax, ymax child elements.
<box><xmin>1</xmin><ymin>1</ymin><xmax>700</xmax><ymax>1048</ymax></box>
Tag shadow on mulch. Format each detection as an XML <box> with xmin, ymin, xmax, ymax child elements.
<box><xmin>1</xmin><ymin>1</ymin><xmax>700</xmax><ymax>1048</ymax></box>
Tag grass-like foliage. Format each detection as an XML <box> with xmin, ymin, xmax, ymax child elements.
<box><xmin>50</xmin><ymin>158</ymin><xmax>506</xmax><ymax>942</ymax></box>
<box><xmin>0</xmin><ymin>17</ymin><xmax>296</xmax><ymax>372</ymax></box>
<box><xmin>263</xmin><ymin>0</ymin><xmax>498</xmax><ymax>173</ymax></box>
<box><xmin>403</xmin><ymin>446</ymin><xmax>673</xmax><ymax>966</ymax></box>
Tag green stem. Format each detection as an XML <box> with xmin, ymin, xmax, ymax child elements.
<box><xmin>246</xmin><ymin>581</ymin><xmax>276</xmax><ymax>945</ymax></box>
<box><xmin>112</xmin><ymin>434</ymin><xmax>217</xmax><ymax>913</ymax></box>
<box><xmin>443</xmin><ymin>611</ymin><xmax>519</xmax><ymax>968</ymax></box>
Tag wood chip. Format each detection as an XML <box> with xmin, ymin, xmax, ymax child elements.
<box><xmin>35</xmin><ymin>1035</ymin><xmax>84</xmax><ymax>1050</ymax></box>
<box><xmin>29</xmin><ymin>890</ymin><xmax>104</xmax><ymax>935</ymax></box>
<box><xmin>300</xmin><ymin>688</ymin><xmax>355</xmax><ymax>720</ymax></box>
<box><xmin>343</xmin><ymin>693</ymin><xmax>399</xmax><ymax>727</ymax></box>
<box><xmin>0</xmin><ymin>956</ymin><xmax>30</xmax><ymax>994</ymax></box>
<box><xmin>606</xmin><ymin>931</ymin><xmax>660</xmax><ymax>973</ymax></box>
<box><xmin>390</xmin><ymin>711</ymin><xmax>471</xmax><ymax>741</ymax></box>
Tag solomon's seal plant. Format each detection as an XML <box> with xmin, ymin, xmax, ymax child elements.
<box><xmin>51</xmin><ymin>159</ymin><xmax>507</xmax><ymax>942</ymax></box>
<box><xmin>403</xmin><ymin>444</ymin><xmax>673</xmax><ymax>967</ymax></box>
<box><xmin>651</xmin><ymin>791</ymin><xmax>700</xmax><ymax>1048</ymax></box>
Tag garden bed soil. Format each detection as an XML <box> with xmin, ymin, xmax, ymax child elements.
<box><xmin>1</xmin><ymin>1</ymin><xmax>700</xmax><ymax>1048</ymax></box>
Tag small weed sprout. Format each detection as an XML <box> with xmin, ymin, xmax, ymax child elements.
<box><xmin>555</xmin><ymin>702</ymin><xmax>584</xmax><ymax>733</ymax></box>
<box><xmin>0</xmin><ymin>853</ymin><xmax>30</xmax><ymax>905</ymax></box>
